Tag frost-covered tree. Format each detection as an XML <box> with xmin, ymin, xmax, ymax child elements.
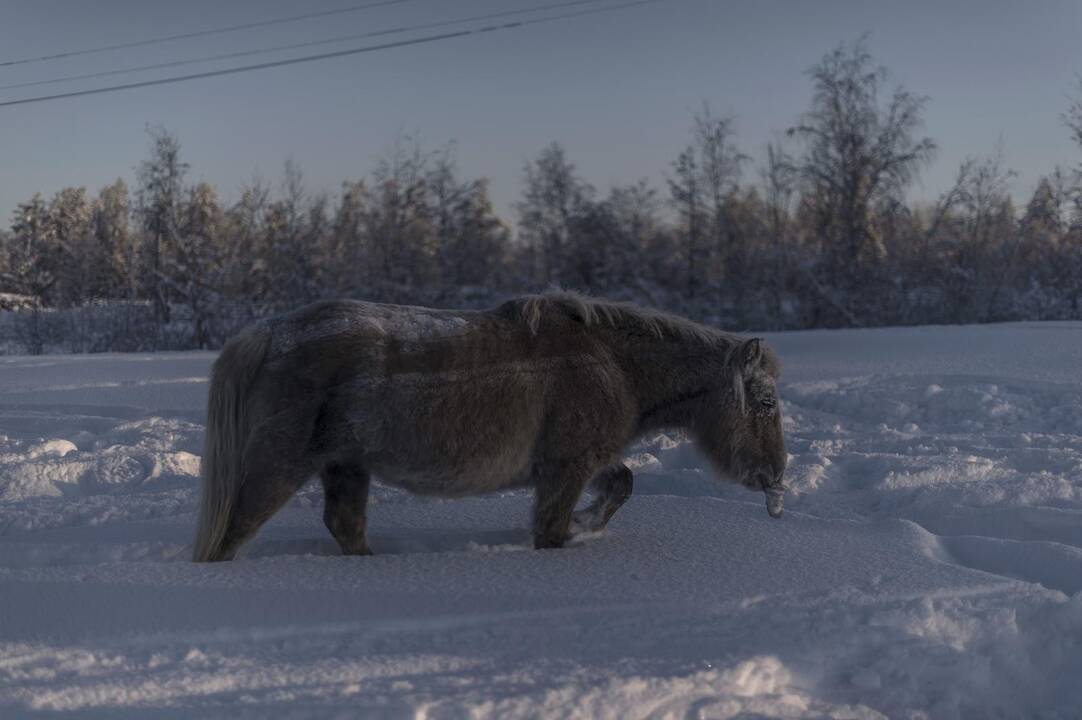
<box><xmin>419</xmin><ymin>145</ymin><xmax>510</xmax><ymax>297</ymax></box>
<box><xmin>327</xmin><ymin>179</ymin><xmax>369</xmax><ymax>296</ymax></box>
<box><xmin>428</xmin><ymin>147</ymin><xmax>470</xmax><ymax>287</ymax></box>
<box><xmin>367</xmin><ymin>138</ymin><xmax>433</xmax><ymax>296</ymax></box>
<box><xmin>0</xmin><ymin>229</ymin><xmax>8</xmax><ymax>289</ymax></box>
<box><xmin>434</xmin><ymin>174</ymin><xmax>509</xmax><ymax>291</ymax></box>
<box><xmin>693</xmin><ymin>106</ymin><xmax>747</xmax><ymax>289</ymax></box>
<box><xmin>4</xmin><ymin>196</ymin><xmax>52</xmax><ymax>353</ymax></box>
<box><xmin>5</xmin><ymin>195</ymin><xmax>52</xmax><ymax>300</ymax></box>
<box><xmin>136</xmin><ymin>127</ymin><xmax>188</xmax><ymax>322</ymax></box>
<box><xmin>45</xmin><ymin>187</ymin><xmax>93</xmax><ymax>307</ymax></box>
<box><xmin>761</xmin><ymin>142</ymin><xmax>797</xmax><ymax>327</ymax></box>
<box><xmin>669</xmin><ymin>146</ymin><xmax>706</xmax><ymax>300</ymax></box>
<box><xmin>1015</xmin><ymin>171</ymin><xmax>1077</xmax><ymax>318</ymax></box>
<box><xmin>789</xmin><ymin>37</ymin><xmax>935</xmax><ymax>321</ymax></box>
<box><xmin>1065</xmin><ymin>78</ymin><xmax>1082</xmax><ymax>174</ymax></box>
<box><xmin>603</xmin><ymin>180</ymin><xmax>664</xmax><ymax>300</ymax></box>
<box><xmin>927</xmin><ymin>151</ymin><xmax>1017</xmax><ymax>322</ymax></box>
<box><xmin>91</xmin><ymin>180</ymin><xmax>133</xmax><ymax>299</ymax></box>
<box><xmin>258</xmin><ymin>160</ymin><xmax>321</xmax><ymax>306</ymax></box>
<box><xmin>165</xmin><ymin>182</ymin><xmax>226</xmax><ymax>347</ymax></box>
<box><xmin>518</xmin><ymin>142</ymin><xmax>594</xmax><ymax>288</ymax></box>
<box><xmin>223</xmin><ymin>180</ymin><xmax>270</xmax><ymax>302</ymax></box>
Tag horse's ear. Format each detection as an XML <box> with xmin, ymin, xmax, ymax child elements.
<box><xmin>740</xmin><ymin>338</ymin><xmax>763</xmax><ymax>369</ymax></box>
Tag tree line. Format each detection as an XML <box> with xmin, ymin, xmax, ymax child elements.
<box><xmin>3</xmin><ymin>38</ymin><xmax>1082</xmax><ymax>354</ymax></box>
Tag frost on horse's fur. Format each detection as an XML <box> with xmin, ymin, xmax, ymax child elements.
<box><xmin>192</xmin><ymin>291</ymin><xmax>787</xmax><ymax>562</ymax></box>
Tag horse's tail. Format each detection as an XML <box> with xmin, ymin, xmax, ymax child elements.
<box><xmin>192</xmin><ymin>323</ymin><xmax>271</xmax><ymax>562</ymax></box>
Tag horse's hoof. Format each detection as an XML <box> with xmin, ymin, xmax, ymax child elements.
<box><xmin>533</xmin><ymin>534</ymin><xmax>567</xmax><ymax>550</ymax></box>
<box><xmin>570</xmin><ymin>509</ymin><xmax>602</xmax><ymax>534</ymax></box>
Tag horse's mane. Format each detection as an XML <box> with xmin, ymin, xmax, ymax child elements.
<box><xmin>505</xmin><ymin>290</ymin><xmax>780</xmax><ymax>379</ymax></box>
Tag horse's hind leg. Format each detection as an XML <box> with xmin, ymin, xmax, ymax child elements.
<box><xmin>215</xmin><ymin>422</ymin><xmax>319</xmax><ymax>561</ymax></box>
<box><xmin>320</xmin><ymin>460</ymin><xmax>372</xmax><ymax>556</ymax></box>
<box><xmin>571</xmin><ymin>463</ymin><xmax>634</xmax><ymax>534</ymax></box>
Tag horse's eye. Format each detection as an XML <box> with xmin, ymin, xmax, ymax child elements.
<box><xmin>761</xmin><ymin>397</ymin><xmax>776</xmax><ymax>408</ymax></box>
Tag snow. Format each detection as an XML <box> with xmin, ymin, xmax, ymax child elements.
<box><xmin>2</xmin><ymin>323</ymin><xmax>1082</xmax><ymax>718</ymax></box>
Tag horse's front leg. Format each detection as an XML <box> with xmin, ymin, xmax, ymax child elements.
<box><xmin>532</xmin><ymin>457</ymin><xmax>598</xmax><ymax>550</ymax></box>
<box><xmin>571</xmin><ymin>462</ymin><xmax>633</xmax><ymax>534</ymax></box>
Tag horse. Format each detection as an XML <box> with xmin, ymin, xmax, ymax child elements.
<box><xmin>192</xmin><ymin>291</ymin><xmax>787</xmax><ymax>562</ymax></box>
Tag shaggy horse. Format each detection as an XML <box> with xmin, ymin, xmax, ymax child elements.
<box><xmin>192</xmin><ymin>292</ymin><xmax>787</xmax><ymax>562</ymax></box>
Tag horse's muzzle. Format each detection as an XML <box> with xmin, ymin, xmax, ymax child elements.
<box><xmin>765</xmin><ymin>488</ymin><xmax>784</xmax><ymax>518</ymax></box>
<box><xmin>757</xmin><ymin>471</ymin><xmax>785</xmax><ymax>518</ymax></box>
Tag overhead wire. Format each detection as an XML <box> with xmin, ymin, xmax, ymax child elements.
<box><xmin>0</xmin><ymin>0</ymin><xmax>665</xmax><ymax>109</ymax></box>
<box><xmin>0</xmin><ymin>0</ymin><xmax>607</xmax><ymax>93</ymax></box>
<box><xmin>0</xmin><ymin>0</ymin><xmax>411</xmax><ymax>68</ymax></box>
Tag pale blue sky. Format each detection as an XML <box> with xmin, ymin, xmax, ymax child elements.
<box><xmin>1</xmin><ymin>0</ymin><xmax>1080</xmax><ymax>223</ymax></box>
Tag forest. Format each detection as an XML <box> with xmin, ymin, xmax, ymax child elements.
<box><xmin>3</xmin><ymin>39</ymin><xmax>1082</xmax><ymax>354</ymax></box>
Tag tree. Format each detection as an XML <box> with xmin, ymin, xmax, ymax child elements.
<box><xmin>1065</xmin><ymin>77</ymin><xmax>1082</xmax><ymax>172</ymax></box>
<box><xmin>5</xmin><ymin>194</ymin><xmax>51</xmax><ymax>297</ymax></box>
<box><xmin>693</xmin><ymin>106</ymin><xmax>747</xmax><ymax>289</ymax></box>
<box><xmin>930</xmin><ymin>150</ymin><xmax>1017</xmax><ymax>321</ymax></box>
<box><xmin>604</xmin><ymin>180</ymin><xmax>664</xmax><ymax>300</ymax></box>
<box><xmin>367</xmin><ymin>137</ymin><xmax>433</xmax><ymax>297</ymax></box>
<box><xmin>789</xmin><ymin>37</ymin><xmax>935</xmax><ymax>320</ymax></box>
<box><xmin>4</xmin><ymin>196</ymin><xmax>52</xmax><ymax>353</ymax></box>
<box><xmin>428</xmin><ymin>146</ymin><xmax>470</xmax><ymax>288</ymax></box>
<box><xmin>518</xmin><ymin>142</ymin><xmax>594</xmax><ymax>288</ymax></box>
<box><xmin>224</xmin><ymin>179</ymin><xmax>270</xmax><ymax>302</ymax></box>
<box><xmin>136</xmin><ymin>127</ymin><xmax>188</xmax><ymax>322</ymax></box>
<box><xmin>1016</xmin><ymin>171</ymin><xmax>1076</xmax><ymax>318</ymax></box>
<box><xmin>1062</xmin><ymin>79</ymin><xmax>1082</xmax><ymax>300</ymax></box>
<box><xmin>45</xmin><ymin>187</ymin><xmax>92</xmax><ymax>306</ymax></box>
<box><xmin>435</xmin><ymin>178</ymin><xmax>509</xmax><ymax>291</ymax></box>
<box><xmin>91</xmin><ymin>180</ymin><xmax>133</xmax><ymax>299</ymax></box>
<box><xmin>667</xmin><ymin>107</ymin><xmax>748</xmax><ymax>309</ymax></box>
<box><xmin>327</xmin><ymin>179</ymin><xmax>370</xmax><ymax>296</ymax></box>
<box><xmin>165</xmin><ymin>182</ymin><xmax>226</xmax><ymax>347</ymax></box>
<box><xmin>669</xmin><ymin>146</ymin><xmax>705</xmax><ymax>300</ymax></box>
<box><xmin>259</xmin><ymin>159</ymin><xmax>321</xmax><ymax>306</ymax></box>
<box><xmin>762</xmin><ymin>142</ymin><xmax>797</xmax><ymax>327</ymax></box>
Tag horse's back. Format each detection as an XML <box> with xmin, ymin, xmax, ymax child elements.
<box><xmin>267</xmin><ymin>299</ymin><xmax>481</xmax><ymax>354</ymax></box>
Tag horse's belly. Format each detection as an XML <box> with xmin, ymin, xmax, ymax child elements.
<box><xmin>341</xmin><ymin>364</ymin><xmax>544</xmax><ymax>497</ymax></box>
<box><xmin>375</xmin><ymin>460</ymin><xmax>532</xmax><ymax>497</ymax></box>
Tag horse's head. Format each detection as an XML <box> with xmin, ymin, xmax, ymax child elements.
<box><xmin>696</xmin><ymin>337</ymin><xmax>787</xmax><ymax>518</ymax></box>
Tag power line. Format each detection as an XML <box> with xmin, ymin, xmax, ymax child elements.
<box><xmin>0</xmin><ymin>0</ymin><xmax>411</xmax><ymax>69</ymax></box>
<box><xmin>0</xmin><ymin>0</ymin><xmax>606</xmax><ymax>93</ymax></box>
<box><xmin>0</xmin><ymin>0</ymin><xmax>664</xmax><ymax>109</ymax></box>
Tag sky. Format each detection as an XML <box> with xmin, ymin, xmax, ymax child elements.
<box><xmin>0</xmin><ymin>0</ymin><xmax>1080</xmax><ymax>225</ymax></box>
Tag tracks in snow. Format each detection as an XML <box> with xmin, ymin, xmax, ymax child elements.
<box><xmin>775</xmin><ymin>373</ymin><xmax>1082</xmax><ymax>595</ymax></box>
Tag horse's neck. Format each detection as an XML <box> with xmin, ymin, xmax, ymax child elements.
<box><xmin>611</xmin><ymin>333</ymin><xmax>726</xmax><ymax>432</ymax></box>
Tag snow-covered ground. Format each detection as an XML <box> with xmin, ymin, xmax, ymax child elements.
<box><xmin>2</xmin><ymin>323</ymin><xmax>1082</xmax><ymax>719</ymax></box>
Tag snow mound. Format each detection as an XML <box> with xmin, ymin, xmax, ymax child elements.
<box><xmin>0</xmin><ymin>418</ymin><xmax>201</xmax><ymax>509</ymax></box>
